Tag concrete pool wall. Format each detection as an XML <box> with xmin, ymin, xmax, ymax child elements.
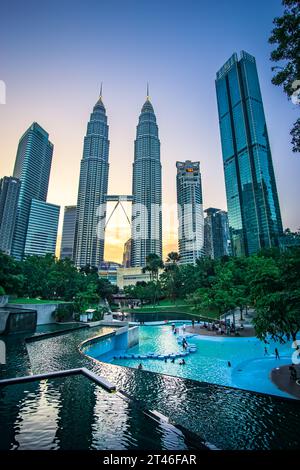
<box><xmin>80</xmin><ymin>325</ymin><xmax>139</xmax><ymax>358</ymax></box>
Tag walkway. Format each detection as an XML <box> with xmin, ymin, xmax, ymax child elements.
<box><xmin>271</xmin><ymin>364</ymin><xmax>300</xmax><ymax>399</ymax></box>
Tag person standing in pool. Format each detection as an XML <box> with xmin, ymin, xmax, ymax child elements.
<box><xmin>275</xmin><ymin>348</ymin><xmax>280</xmax><ymax>359</ymax></box>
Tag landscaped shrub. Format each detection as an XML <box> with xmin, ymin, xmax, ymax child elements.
<box><xmin>55</xmin><ymin>303</ymin><xmax>75</xmax><ymax>322</ymax></box>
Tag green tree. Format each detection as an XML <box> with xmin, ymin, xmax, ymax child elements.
<box><xmin>74</xmin><ymin>282</ymin><xmax>100</xmax><ymax>313</ymax></box>
<box><xmin>269</xmin><ymin>0</ymin><xmax>300</xmax><ymax>152</ymax></box>
<box><xmin>220</xmin><ymin>257</ymin><xmax>250</xmax><ymax>321</ymax></box>
<box><xmin>161</xmin><ymin>252</ymin><xmax>181</xmax><ymax>302</ymax></box>
<box><xmin>143</xmin><ymin>253</ymin><xmax>164</xmax><ymax>281</ymax></box>
<box><xmin>47</xmin><ymin>257</ymin><xmax>82</xmax><ymax>300</ymax></box>
<box><xmin>166</xmin><ymin>251</ymin><xmax>180</xmax><ymax>264</ymax></box>
<box><xmin>188</xmin><ymin>285</ymin><xmax>234</xmax><ymax>319</ymax></box>
<box><xmin>0</xmin><ymin>251</ymin><xmax>23</xmax><ymax>295</ymax></box>
<box><xmin>96</xmin><ymin>278</ymin><xmax>118</xmax><ymax>302</ymax></box>
<box><xmin>251</xmin><ymin>248</ymin><xmax>300</xmax><ymax>346</ymax></box>
<box><xmin>22</xmin><ymin>254</ymin><xmax>56</xmax><ymax>298</ymax></box>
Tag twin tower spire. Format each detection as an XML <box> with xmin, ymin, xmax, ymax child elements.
<box><xmin>73</xmin><ymin>86</ymin><xmax>162</xmax><ymax>269</ymax></box>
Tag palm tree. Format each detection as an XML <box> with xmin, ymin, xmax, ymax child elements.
<box><xmin>166</xmin><ymin>252</ymin><xmax>180</xmax><ymax>265</ymax></box>
<box><xmin>143</xmin><ymin>253</ymin><xmax>164</xmax><ymax>281</ymax></box>
<box><xmin>164</xmin><ymin>252</ymin><xmax>181</xmax><ymax>303</ymax></box>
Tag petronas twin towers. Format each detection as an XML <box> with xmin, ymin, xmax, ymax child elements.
<box><xmin>73</xmin><ymin>88</ymin><xmax>162</xmax><ymax>269</ymax></box>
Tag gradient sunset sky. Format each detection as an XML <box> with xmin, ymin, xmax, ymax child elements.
<box><xmin>1</xmin><ymin>0</ymin><xmax>299</xmax><ymax>262</ymax></box>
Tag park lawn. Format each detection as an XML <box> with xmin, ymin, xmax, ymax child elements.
<box><xmin>124</xmin><ymin>299</ymin><xmax>219</xmax><ymax>320</ymax></box>
<box><xmin>8</xmin><ymin>298</ymin><xmax>68</xmax><ymax>304</ymax></box>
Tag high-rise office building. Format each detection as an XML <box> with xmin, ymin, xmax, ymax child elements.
<box><xmin>176</xmin><ymin>160</ymin><xmax>204</xmax><ymax>265</ymax></box>
<box><xmin>74</xmin><ymin>91</ymin><xmax>109</xmax><ymax>268</ymax></box>
<box><xmin>60</xmin><ymin>205</ymin><xmax>76</xmax><ymax>260</ymax></box>
<box><xmin>0</xmin><ymin>176</ymin><xmax>21</xmax><ymax>254</ymax></box>
<box><xmin>122</xmin><ymin>238</ymin><xmax>132</xmax><ymax>268</ymax></box>
<box><xmin>24</xmin><ymin>199</ymin><xmax>60</xmax><ymax>257</ymax></box>
<box><xmin>131</xmin><ymin>89</ymin><xmax>162</xmax><ymax>267</ymax></box>
<box><xmin>215</xmin><ymin>51</ymin><xmax>283</xmax><ymax>256</ymax></box>
<box><xmin>204</xmin><ymin>207</ymin><xmax>231</xmax><ymax>259</ymax></box>
<box><xmin>11</xmin><ymin>122</ymin><xmax>53</xmax><ymax>260</ymax></box>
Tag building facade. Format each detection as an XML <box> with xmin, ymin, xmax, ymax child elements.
<box><xmin>99</xmin><ymin>261</ymin><xmax>121</xmax><ymax>285</ymax></box>
<box><xmin>0</xmin><ymin>176</ymin><xmax>21</xmax><ymax>254</ymax></box>
<box><xmin>11</xmin><ymin>122</ymin><xmax>53</xmax><ymax>260</ymax></box>
<box><xmin>117</xmin><ymin>266</ymin><xmax>155</xmax><ymax>290</ymax></box>
<box><xmin>24</xmin><ymin>199</ymin><xmax>60</xmax><ymax>257</ymax></box>
<box><xmin>122</xmin><ymin>238</ymin><xmax>132</xmax><ymax>268</ymax></box>
<box><xmin>215</xmin><ymin>51</ymin><xmax>283</xmax><ymax>256</ymax></box>
<box><xmin>74</xmin><ymin>93</ymin><xmax>109</xmax><ymax>268</ymax></box>
<box><xmin>60</xmin><ymin>205</ymin><xmax>76</xmax><ymax>260</ymax></box>
<box><xmin>204</xmin><ymin>207</ymin><xmax>231</xmax><ymax>259</ymax></box>
<box><xmin>176</xmin><ymin>160</ymin><xmax>205</xmax><ymax>264</ymax></box>
<box><xmin>131</xmin><ymin>91</ymin><xmax>162</xmax><ymax>267</ymax></box>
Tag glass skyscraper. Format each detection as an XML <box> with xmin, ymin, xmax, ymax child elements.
<box><xmin>24</xmin><ymin>199</ymin><xmax>60</xmax><ymax>257</ymax></box>
<box><xmin>176</xmin><ymin>160</ymin><xmax>204</xmax><ymax>265</ymax></box>
<box><xmin>215</xmin><ymin>51</ymin><xmax>283</xmax><ymax>256</ymax></box>
<box><xmin>0</xmin><ymin>176</ymin><xmax>21</xmax><ymax>255</ymax></box>
<box><xmin>60</xmin><ymin>205</ymin><xmax>77</xmax><ymax>260</ymax></box>
<box><xmin>131</xmin><ymin>91</ymin><xmax>162</xmax><ymax>267</ymax></box>
<box><xmin>74</xmin><ymin>92</ymin><xmax>109</xmax><ymax>268</ymax></box>
<box><xmin>204</xmin><ymin>208</ymin><xmax>231</xmax><ymax>259</ymax></box>
<box><xmin>11</xmin><ymin>122</ymin><xmax>53</xmax><ymax>260</ymax></box>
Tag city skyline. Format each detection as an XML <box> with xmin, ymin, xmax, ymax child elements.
<box><xmin>1</xmin><ymin>0</ymin><xmax>299</xmax><ymax>263</ymax></box>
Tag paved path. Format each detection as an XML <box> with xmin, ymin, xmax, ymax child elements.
<box><xmin>271</xmin><ymin>364</ymin><xmax>300</xmax><ymax>399</ymax></box>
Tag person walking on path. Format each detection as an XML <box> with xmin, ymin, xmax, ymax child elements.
<box><xmin>275</xmin><ymin>348</ymin><xmax>280</xmax><ymax>359</ymax></box>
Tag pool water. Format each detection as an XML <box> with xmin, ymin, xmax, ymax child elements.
<box><xmin>94</xmin><ymin>323</ymin><xmax>295</xmax><ymax>398</ymax></box>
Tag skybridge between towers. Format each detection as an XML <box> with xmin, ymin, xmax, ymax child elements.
<box><xmin>105</xmin><ymin>195</ymin><xmax>133</xmax><ymax>202</ymax></box>
<box><xmin>104</xmin><ymin>194</ymin><xmax>133</xmax><ymax>230</ymax></box>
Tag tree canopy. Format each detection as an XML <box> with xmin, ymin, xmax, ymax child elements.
<box><xmin>269</xmin><ymin>0</ymin><xmax>300</xmax><ymax>152</ymax></box>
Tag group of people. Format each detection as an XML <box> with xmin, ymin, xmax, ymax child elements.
<box><xmin>264</xmin><ymin>345</ymin><xmax>281</xmax><ymax>359</ymax></box>
<box><xmin>137</xmin><ymin>358</ymin><xmax>186</xmax><ymax>369</ymax></box>
<box><xmin>201</xmin><ymin>320</ymin><xmax>236</xmax><ymax>336</ymax></box>
<box><xmin>169</xmin><ymin>357</ymin><xmax>186</xmax><ymax>365</ymax></box>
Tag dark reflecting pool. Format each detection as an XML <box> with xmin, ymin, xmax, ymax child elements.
<box><xmin>0</xmin><ymin>374</ymin><xmax>193</xmax><ymax>450</ymax></box>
